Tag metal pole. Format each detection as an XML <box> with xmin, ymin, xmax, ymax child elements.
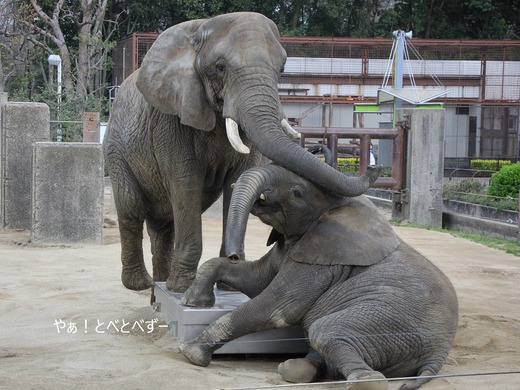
<box><xmin>393</xmin><ymin>30</ymin><xmax>404</xmax><ymax>124</ymax></box>
<box><xmin>56</xmin><ymin>60</ymin><xmax>62</xmax><ymax>142</ymax></box>
<box><xmin>48</xmin><ymin>55</ymin><xmax>62</xmax><ymax>141</ymax></box>
<box><xmin>392</xmin><ymin>30</ymin><xmax>412</xmax><ymax>125</ymax></box>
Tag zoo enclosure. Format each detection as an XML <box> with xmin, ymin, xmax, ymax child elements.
<box><xmin>112</xmin><ymin>35</ymin><xmax>520</xmax><ymax>160</ymax></box>
<box><xmin>109</xmin><ymin>34</ymin><xmax>520</xmax><ymax>219</ymax></box>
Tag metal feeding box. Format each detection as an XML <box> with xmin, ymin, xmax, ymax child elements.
<box><xmin>153</xmin><ymin>282</ymin><xmax>308</xmax><ymax>354</ymax></box>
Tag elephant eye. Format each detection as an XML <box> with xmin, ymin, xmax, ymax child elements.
<box><xmin>216</xmin><ymin>62</ymin><xmax>225</xmax><ymax>74</ymax></box>
<box><xmin>292</xmin><ymin>187</ymin><xmax>303</xmax><ymax>198</ymax></box>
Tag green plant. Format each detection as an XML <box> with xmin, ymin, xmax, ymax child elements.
<box><xmin>337</xmin><ymin>157</ymin><xmax>359</xmax><ymax>175</ymax></box>
<box><xmin>444</xmin><ymin>178</ymin><xmax>485</xmax><ymax>195</ymax></box>
<box><xmin>488</xmin><ymin>162</ymin><xmax>520</xmax><ymax>198</ymax></box>
<box><xmin>470</xmin><ymin>159</ymin><xmax>511</xmax><ymax>171</ymax></box>
<box><xmin>443</xmin><ymin>178</ymin><xmax>518</xmax><ymax>211</ymax></box>
<box><xmin>336</xmin><ymin>158</ymin><xmax>392</xmax><ymax>177</ymax></box>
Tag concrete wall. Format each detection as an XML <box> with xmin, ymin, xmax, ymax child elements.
<box><xmin>1</xmin><ymin>101</ymin><xmax>50</xmax><ymax>229</ymax></box>
<box><xmin>31</xmin><ymin>142</ymin><xmax>104</xmax><ymax>244</ymax></box>
<box><xmin>398</xmin><ymin>108</ymin><xmax>445</xmax><ymax>228</ymax></box>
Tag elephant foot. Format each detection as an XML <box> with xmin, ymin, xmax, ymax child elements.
<box><xmin>166</xmin><ymin>268</ymin><xmax>196</xmax><ymax>293</ymax></box>
<box><xmin>178</xmin><ymin>342</ymin><xmax>213</xmax><ymax>367</ymax></box>
<box><xmin>346</xmin><ymin>370</ymin><xmax>388</xmax><ymax>390</ymax></box>
<box><xmin>121</xmin><ymin>267</ymin><xmax>154</xmax><ymax>291</ymax></box>
<box><xmin>181</xmin><ymin>285</ymin><xmax>216</xmax><ymax>307</ymax></box>
<box><xmin>278</xmin><ymin>358</ymin><xmax>321</xmax><ymax>383</ymax></box>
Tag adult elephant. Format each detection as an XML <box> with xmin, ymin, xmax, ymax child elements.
<box><xmin>180</xmin><ymin>164</ymin><xmax>459</xmax><ymax>390</ymax></box>
<box><xmin>104</xmin><ymin>12</ymin><xmax>378</xmax><ymax>293</ymax></box>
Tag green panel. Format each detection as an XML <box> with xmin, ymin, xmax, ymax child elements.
<box><xmin>354</xmin><ymin>104</ymin><xmax>380</xmax><ymax>113</ymax></box>
<box><xmin>415</xmin><ymin>103</ymin><xmax>444</xmax><ymax>109</ymax></box>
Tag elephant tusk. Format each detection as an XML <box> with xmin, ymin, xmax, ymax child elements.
<box><xmin>259</xmin><ymin>193</ymin><xmax>266</xmax><ymax>201</ymax></box>
<box><xmin>281</xmin><ymin>119</ymin><xmax>301</xmax><ymax>139</ymax></box>
<box><xmin>225</xmin><ymin>118</ymin><xmax>250</xmax><ymax>154</ymax></box>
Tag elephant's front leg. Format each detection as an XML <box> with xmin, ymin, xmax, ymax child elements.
<box><xmin>179</xmin><ymin>261</ymin><xmax>334</xmax><ymax>366</ymax></box>
<box><xmin>181</xmin><ymin>253</ymin><xmax>277</xmax><ymax>307</ymax></box>
<box><xmin>166</xmin><ymin>183</ymin><xmax>204</xmax><ymax>293</ymax></box>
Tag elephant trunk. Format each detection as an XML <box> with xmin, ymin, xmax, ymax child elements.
<box><xmin>232</xmin><ymin>86</ymin><xmax>380</xmax><ymax>198</ymax></box>
<box><xmin>225</xmin><ymin>166</ymin><xmax>281</xmax><ymax>259</ymax></box>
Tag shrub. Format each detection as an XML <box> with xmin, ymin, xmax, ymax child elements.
<box><xmin>444</xmin><ymin>179</ymin><xmax>486</xmax><ymax>195</ymax></box>
<box><xmin>337</xmin><ymin>158</ymin><xmax>392</xmax><ymax>177</ymax></box>
<box><xmin>337</xmin><ymin>157</ymin><xmax>359</xmax><ymax>175</ymax></box>
<box><xmin>488</xmin><ymin>162</ymin><xmax>520</xmax><ymax>198</ymax></box>
<box><xmin>470</xmin><ymin>159</ymin><xmax>511</xmax><ymax>171</ymax></box>
<box><xmin>443</xmin><ymin>178</ymin><xmax>517</xmax><ymax>211</ymax></box>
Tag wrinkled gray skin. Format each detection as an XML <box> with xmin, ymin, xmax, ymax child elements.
<box><xmin>179</xmin><ymin>164</ymin><xmax>459</xmax><ymax>390</ymax></box>
<box><xmin>104</xmin><ymin>12</ymin><xmax>377</xmax><ymax>293</ymax></box>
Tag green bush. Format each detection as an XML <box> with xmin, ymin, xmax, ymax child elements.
<box><xmin>488</xmin><ymin>162</ymin><xmax>520</xmax><ymax>198</ymax></box>
<box><xmin>444</xmin><ymin>179</ymin><xmax>486</xmax><ymax>195</ymax></box>
<box><xmin>337</xmin><ymin>157</ymin><xmax>392</xmax><ymax>177</ymax></box>
<box><xmin>337</xmin><ymin>157</ymin><xmax>359</xmax><ymax>175</ymax></box>
<box><xmin>443</xmin><ymin>178</ymin><xmax>517</xmax><ymax>210</ymax></box>
<box><xmin>470</xmin><ymin>159</ymin><xmax>511</xmax><ymax>171</ymax></box>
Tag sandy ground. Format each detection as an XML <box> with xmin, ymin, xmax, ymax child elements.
<box><xmin>0</xmin><ymin>193</ymin><xmax>519</xmax><ymax>390</ymax></box>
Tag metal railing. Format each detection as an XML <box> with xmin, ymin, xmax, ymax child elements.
<box><xmin>294</xmin><ymin>125</ymin><xmax>405</xmax><ymax>189</ymax></box>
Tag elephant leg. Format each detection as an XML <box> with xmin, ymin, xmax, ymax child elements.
<box><xmin>181</xmin><ymin>254</ymin><xmax>277</xmax><ymax>307</ymax></box>
<box><xmin>278</xmin><ymin>347</ymin><xmax>328</xmax><ymax>383</ymax></box>
<box><xmin>113</xmin><ymin>175</ymin><xmax>153</xmax><ymax>291</ymax></box>
<box><xmin>166</xmin><ymin>185</ymin><xmax>204</xmax><ymax>293</ymax></box>
<box><xmin>146</xmin><ymin>218</ymin><xmax>174</xmax><ymax>282</ymax></box>
<box><xmin>306</xmin><ymin>313</ymin><xmax>388</xmax><ymax>390</ymax></box>
<box><xmin>179</xmin><ymin>261</ymin><xmax>333</xmax><ymax>366</ymax></box>
<box><xmin>118</xmin><ymin>217</ymin><xmax>153</xmax><ymax>291</ymax></box>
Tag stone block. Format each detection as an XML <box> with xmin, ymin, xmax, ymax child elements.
<box><xmin>1</xmin><ymin>102</ymin><xmax>50</xmax><ymax>229</ymax></box>
<box><xmin>31</xmin><ymin>142</ymin><xmax>104</xmax><ymax>244</ymax></box>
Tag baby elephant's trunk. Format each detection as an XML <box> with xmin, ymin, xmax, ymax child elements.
<box><xmin>225</xmin><ymin>165</ymin><xmax>283</xmax><ymax>259</ymax></box>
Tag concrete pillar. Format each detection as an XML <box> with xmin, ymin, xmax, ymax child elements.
<box><xmin>1</xmin><ymin>102</ymin><xmax>50</xmax><ymax>229</ymax></box>
<box><xmin>397</xmin><ymin>108</ymin><xmax>445</xmax><ymax>228</ymax></box>
<box><xmin>31</xmin><ymin>142</ymin><xmax>104</xmax><ymax>244</ymax></box>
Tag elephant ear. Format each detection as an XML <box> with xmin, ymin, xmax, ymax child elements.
<box><xmin>288</xmin><ymin>196</ymin><xmax>399</xmax><ymax>266</ymax></box>
<box><xmin>136</xmin><ymin>19</ymin><xmax>216</xmax><ymax>131</ymax></box>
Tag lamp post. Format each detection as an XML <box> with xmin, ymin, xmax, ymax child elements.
<box><xmin>48</xmin><ymin>54</ymin><xmax>62</xmax><ymax>141</ymax></box>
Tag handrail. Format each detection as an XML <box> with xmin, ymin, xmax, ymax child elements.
<box><xmin>293</xmin><ymin>126</ymin><xmax>405</xmax><ymax>190</ymax></box>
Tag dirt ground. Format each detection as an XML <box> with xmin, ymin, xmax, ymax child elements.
<box><xmin>0</xmin><ymin>194</ymin><xmax>519</xmax><ymax>390</ymax></box>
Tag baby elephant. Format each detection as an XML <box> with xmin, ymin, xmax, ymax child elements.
<box><xmin>179</xmin><ymin>164</ymin><xmax>458</xmax><ymax>390</ymax></box>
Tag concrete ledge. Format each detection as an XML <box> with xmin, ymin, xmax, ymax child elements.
<box><xmin>367</xmin><ymin>195</ymin><xmax>392</xmax><ymax>210</ymax></box>
<box><xmin>444</xmin><ymin>199</ymin><xmax>517</xmax><ymax>225</ymax></box>
<box><xmin>442</xmin><ymin>211</ymin><xmax>517</xmax><ymax>241</ymax></box>
<box><xmin>368</xmin><ymin>194</ymin><xmax>518</xmax><ymax>241</ymax></box>
<box><xmin>31</xmin><ymin>142</ymin><xmax>104</xmax><ymax>244</ymax></box>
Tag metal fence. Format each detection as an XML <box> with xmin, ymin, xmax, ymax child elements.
<box><xmin>443</xmin><ymin>157</ymin><xmax>519</xmax><ymax>211</ymax></box>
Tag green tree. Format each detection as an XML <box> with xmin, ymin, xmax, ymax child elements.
<box><xmin>379</xmin><ymin>0</ymin><xmax>519</xmax><ymax>39</ymax></box>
